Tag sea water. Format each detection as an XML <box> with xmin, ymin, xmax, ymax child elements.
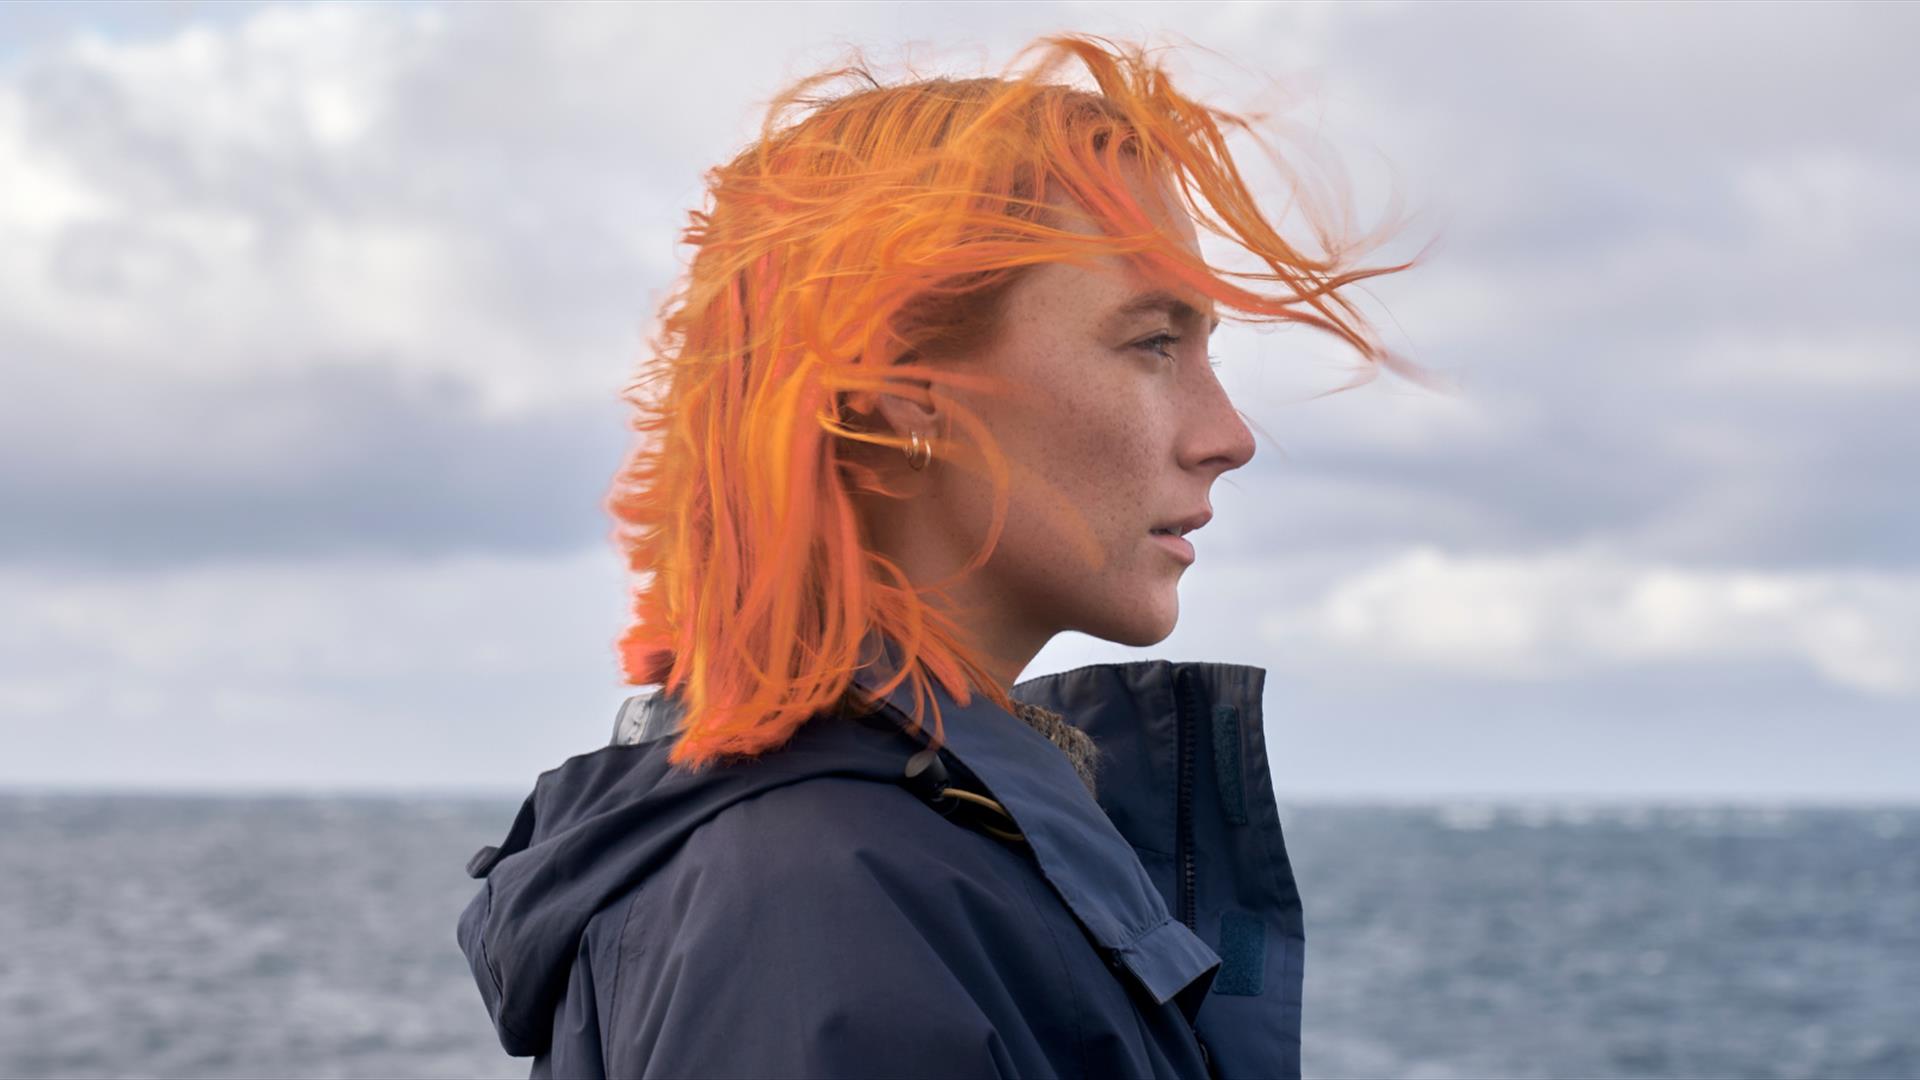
<box><xmin>1</xmin><ymin>793</ymin><xmax>1914</xmax><ymax>1079</ymax></box>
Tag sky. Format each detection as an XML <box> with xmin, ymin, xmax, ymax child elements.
<box><xmin>2</xmin><ymin>0</ymin><xmax>1915</xmax><ymax>802</ymax></box>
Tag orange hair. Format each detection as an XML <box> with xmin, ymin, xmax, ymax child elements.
<box><xmin>604</xmin><ymin>32</ymin><xmax>1430</xmax><ymax>772</ymax></box>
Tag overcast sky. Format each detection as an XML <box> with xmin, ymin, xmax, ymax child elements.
<box><xmin>3</xmin><ymin>0</ymin><xmax>1915</xmax><ymax>801</ymax></box>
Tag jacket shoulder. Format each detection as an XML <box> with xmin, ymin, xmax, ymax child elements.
<box><xmin>665</xmin><ymin>770</ymin><xmax>1033</xmax><ymax>895</ymax></box>
<box><xmin>603</xmin><ymin>775</ymin><xmax>1063</xmax><ymax>1078</ymax></box>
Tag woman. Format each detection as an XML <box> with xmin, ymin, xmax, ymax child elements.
<box><xmin>459</xmin><ymin>32</ymin><xmax>1422</xmax><ymax>1079</ymax></box>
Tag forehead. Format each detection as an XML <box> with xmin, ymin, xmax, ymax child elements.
<box><xmin>1014</xmin><ymin>250</ymin><xmax>1219</xmax><ymax>337</ymax></box>
<box><xmin>1100</xmin><ymin>285</ymin><xmax>1220</xmax><ymax>336</ymax></box>
<box><xmin>1029</xmin><ymin>171</ymin><xmax>1214</xmax><ymax>325</ymax></box>
<box><xmin>1041</xmin><ymin>165</ymin><xmax>1200</xmax><ymax>253</ymax></box>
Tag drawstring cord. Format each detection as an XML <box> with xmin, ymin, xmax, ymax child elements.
<box><xmin>939</xmin><ymin>787</ymin><xmax>1025</xmax><ymax>844</ymax></box>
<box><xmin>902</xmin><ymin>747</ymin><xmax>1026</xmax><ymax>845</ymax></box>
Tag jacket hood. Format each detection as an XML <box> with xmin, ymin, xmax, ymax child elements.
<box><xmin>454</xmin><ymin>683</ymin><xmax>927</xmax><ymax>1057</ymax></box>
<box><xmin>456</xmin><ymin>632</ymin><xmax>1242</xmax><ymax>1058</ymax></box>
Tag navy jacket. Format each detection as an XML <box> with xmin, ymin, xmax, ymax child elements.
<box><xmin>457</xmin><ymin>636</ymin><xmax>1305</xmax><ymax>1078</ymax></box>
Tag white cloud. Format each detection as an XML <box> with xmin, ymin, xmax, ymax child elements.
<box><xmin>0</xmin><ymin>546</ymin><xmax>642</xmax><ymax>789</ymax></box>
<box><xmin>4</xmin><ymin>2</ymin><xmax>1918</xmax><ymax>797</ymax></box>
<box><xmin>0</xmin><ymin>3</ymin><xmax>603</xmax><ymax>415</ymax></box>
<box><xmin>1681</xmin><ymin>327</ymin><xmax>1920</xmax><ymax>391</ymax></box>
<box><xmin>0</xmin><ymin>545</ymin><xmax>632</xmax><ymax>682</ymax></box>
<box><xmin>58</xmin><ymin>5</ymin><xmax>426</xmax><ymax>155</ymax></box>
<box><xmin>1734</xmin><ymin>149</ymin><xmax>1916</xmax><ymax>260</ymax></box>
<box><xmin>1262</xmin><ymin>545</ymin><xmax>1920</xmax><ymax>696</ymax></box>
<box><xmin>0</xmin><ymin>91</ymin><xmax>111</xmax><ymax>234</ymax></box>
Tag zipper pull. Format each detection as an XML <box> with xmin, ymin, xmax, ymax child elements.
<box><xmin>1195</xmin><ymin>1030</ymin><xmax>1216</xmax><ymax>1077</ymax></box>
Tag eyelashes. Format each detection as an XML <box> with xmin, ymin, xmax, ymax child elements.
<box><xmin>1135</xmin><ymin>333</ymin><xmax>1224</xmax><ymax>368</ymax></box>
<box><xmin>1138</xmin><ymin>333</ymin><xmax>1181</xmax><ymax>363</ymax></box>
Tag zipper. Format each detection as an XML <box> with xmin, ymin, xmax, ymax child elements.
<box><xmin>1175</xmin><ymin>670</ymin><xmax>1216</xmax><ymax>1077</ymax></box>
<box><xmin>1174</xmin><ymin>666</ymin><xmax>1198</xmax><ymax>931</ymax></box>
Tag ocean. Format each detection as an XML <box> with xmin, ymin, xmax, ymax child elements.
<box><xmin>2</xmin><ymin>793</ymin><xmax>1914</xmax><ymax>1079</ymax></box>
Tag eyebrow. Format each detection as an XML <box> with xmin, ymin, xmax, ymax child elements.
<box><xmin>1106</xmin><ymin>289</ymin><xmax>1222</xmax><ymax>337</ymax></box>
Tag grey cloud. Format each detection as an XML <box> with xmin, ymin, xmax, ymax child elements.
<box><xmin>7</xmin><ymin>0</ymin><xmax>1917</xmax><ymax>583</ymax></box>
<box><xmin>1182</xmin><ymin>0</ymin><xmax>1920</xmax><ymax>574</ymax></box>
<box><xmin>1219</xmin><ymin>336</ymin><xmax>1920</xmax><ymax>572</ymax></box>
<box><xmin>6</xmin><ymin>2</ymin><xmax>1920</xmax><ymax>799</ymax></box>
<box><xmin>2</xmin><ymin>358</ymin><xmax>628</xmax><ymax>569</ymax></box>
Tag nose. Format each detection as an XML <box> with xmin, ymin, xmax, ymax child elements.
<box><xmin>1182</xmin><ymin>365</ymin><xmax>1257</xmax><ymax>476</ymax></box>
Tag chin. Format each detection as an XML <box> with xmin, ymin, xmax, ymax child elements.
<box><xmin>1085</xmin><ymin>597</ymin><xmax>1179</xmax><ymax>649</ymax></box>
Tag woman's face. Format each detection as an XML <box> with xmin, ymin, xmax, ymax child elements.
<box><xmin>865</xmin><ymin>171</ymin><xmax>1257</xmax><ymax>683</ymax></box>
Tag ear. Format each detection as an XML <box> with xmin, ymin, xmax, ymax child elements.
<box><xmin>860</xmin><ymin>352</ymin><xmax>941</xmax><ymax>442</ymax></box>
<box><xmin>869</xmin><ymin>387</ymin><xmax>939</xmax><ymax>444</ymax></box>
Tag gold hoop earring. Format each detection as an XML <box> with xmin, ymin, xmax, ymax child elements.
<box><xmin>905</xmin><ymin>429</ymin><xmax>933</xmax><ymax>471</ymax></box>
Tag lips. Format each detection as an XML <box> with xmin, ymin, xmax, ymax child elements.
<box><xmin>1148</xmin><ymin>529</ymin><xmax>1197</xmax><ymax>565</ymax></box>
<box><xmin>1148</xmin><ymin>509</ymin><xmax>1212</xmax><ymax>538</ymax></box>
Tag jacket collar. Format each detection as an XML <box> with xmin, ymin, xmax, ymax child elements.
<box><xmin>850</xmin><ymin>629</ymin><xmax>1223</xmax><ymax>1019</ymax></box>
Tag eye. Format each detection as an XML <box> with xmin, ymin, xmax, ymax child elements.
<box><xmin>1135</xmin><ymin>332</ymin><xmax>1182</xmax><ymax>364</ymax></box>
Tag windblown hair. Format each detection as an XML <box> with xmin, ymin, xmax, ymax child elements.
<box><xmin>605</xmin><ymin>33</ymin><xmax>1428</xmax><ymax>772</ymax></box>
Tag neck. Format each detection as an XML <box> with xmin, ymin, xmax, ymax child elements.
<box><xmin>853</xmin><ymin>491</ymin><xmax>1052</xmax><ymax>694</ymax></box>
<box><xmin>855</xmin><ymin>598</ymin><xmax>1048</xmax><ymax>705</ymax></box>
<box><xmin>926</xmin><ymin>579</ymin><xmax>1052</xmax><ymax>696</ymax></box>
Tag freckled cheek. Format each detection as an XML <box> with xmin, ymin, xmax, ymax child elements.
<box><xmin>1009</xmin><ymin>369</ymin><xmax>1150</xmax><ymax>545</ymax></box>
<box><xmin>1075</xmin><ymin>413</ymin><xmax>1156</xmax><ymax>552</ymax></box>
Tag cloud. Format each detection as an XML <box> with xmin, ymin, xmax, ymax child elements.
<box><xmin>0</xmin><ymin>358</ymin><xmax>628</xmax><ymax>567</ymax></box>
<box><xmin>1262</xmin><ymin>545</ymin><xmax>1920</xmax><ymax>697</ymax></box>
<box><xmin>0</xmin><ymin>544</ymin><xmax>640</xmax><ymax>790</ymax></box>
<box><xmin>5</xmin><ymin>2</ymin><xmax>1918</xmax><ymax>797</ymax></box>
<box><xmin>0</xmin><ymin>4</ymin><xmax>680</xmax><ymax>568</ymax></box>
<box><xmin>0</xmin><ymin>544</ymin><xmax>630</xmax><ymax>681</ymax></box>
<box><xmin>9</xmin><ymin>0</ymin><xmax>1913</xmax><ymax>577</ymax></box>
<box><xmin>4</xmin><ymin>3</ymin><xmax>1347</xmax><ymax>570</ymax></box>
<box><xmin>0</xmin><ymin>4</ymin><xmax>633</xmax><ymax>409</ymax></box>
